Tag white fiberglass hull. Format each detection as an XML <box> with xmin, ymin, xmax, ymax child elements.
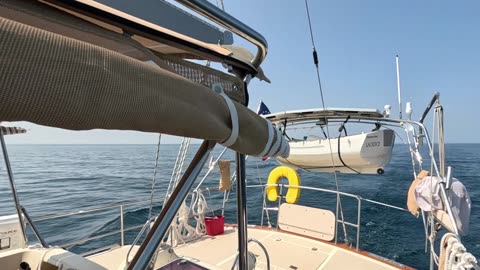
<box><xmin>276</xmin><ymin>129</ymin><xmax>395</xmax><ymax>174</ymax></box>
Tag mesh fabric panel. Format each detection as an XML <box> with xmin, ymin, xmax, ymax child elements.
<box><xmin>0</xmin><ymin>17</ymin><xmax>287</xmax><ymax>157</ymax></box>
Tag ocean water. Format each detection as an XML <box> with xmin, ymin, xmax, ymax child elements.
<box><xmin>0</xmin><ymin>143</ymin><xmax>478</xmax><ymax>269</ymax></box>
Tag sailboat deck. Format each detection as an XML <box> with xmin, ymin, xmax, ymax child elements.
<box><xmin>173</xmin><ymin>226</ymin><xmax>408</xmax><ymax>270</ymax></box>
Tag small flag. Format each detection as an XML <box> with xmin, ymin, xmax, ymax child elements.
<box><xmin>258</xmin><ymin>100</ymin><xmax>271</xmax><ymax>161</ymax></box>
<box><xmin>256</xmin><ymin>100</ymin><xmax>271</xmax><ymax>115</ymax></box>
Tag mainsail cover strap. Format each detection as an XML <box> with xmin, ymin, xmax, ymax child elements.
<box><xmin>259</xmin><ymin>121</ymin><xmax>274</xmax><ymax>157</ymax></box>
<box><xmin>270</xmin><ymin>128</ymin><xmax>282</xmax><ymax>156</ymax></box>
<box><xmin>217</xmin><ymin>89</ymin><xmax>239</xmax><ymax>147</ymax></box>
<box><xmin>0</xmin><ymin>126</ymin><xmax>26</xmax><ymax>135</ymax></box>
<box><xmin>0</xmin><ymin>17</ymin><xmax>289</xmax><ymax>158</ymax></box>
<box><xmin>258</xmin><ymin>123</ymin><xmax>288</xmax><ymax>158</ymax></box>
<box><xmin>272</xmin><ymin>123</ymin><xmax>289</xmax><ymax>157</ymax></box>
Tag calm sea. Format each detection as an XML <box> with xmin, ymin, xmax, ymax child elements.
<box><xmin>0</xmin><ymin>143</ymin><xmax>478</xmax><ymax>269</ymax></box>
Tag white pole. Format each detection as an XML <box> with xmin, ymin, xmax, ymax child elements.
<box><xmin>396</xmin><ymin>55</ymin><xmax>402</xmax><ymax>119</ymax></box>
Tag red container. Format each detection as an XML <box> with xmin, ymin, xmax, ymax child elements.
<box><xmin>204</xmin><ymin>215</ymin><xmax>225</xmax><ymax>236</ymax></box>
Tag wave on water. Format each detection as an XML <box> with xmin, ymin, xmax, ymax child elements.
<box><xmin>0</xmin><ymin>144</ymin><xmax>478</xmax><ymax>269</ymax></box>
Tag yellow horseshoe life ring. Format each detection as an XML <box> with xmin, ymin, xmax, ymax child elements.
<box><xmin>266</xmin><ymin>166</ymin><xmax>301</xmax><ymax>204</ymax></box>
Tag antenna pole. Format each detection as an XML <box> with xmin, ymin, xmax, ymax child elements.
<box><xmin>396</xmin><ymin>55</ymin><xmax>402</xmax><ymax>119</ymax></box>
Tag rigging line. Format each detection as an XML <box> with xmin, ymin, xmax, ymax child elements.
<box><xmin>256</xmin><ymin>159</ymin><xmax>272</xmax><ymax>227</ymax></box>
<box><xmin>165</xmin><ymin>138</ymin><xmax>191</xmax><ymax>202</ymax></box>
<box><xmin>304</xmin><ymin>0</ymin><xmax>349</xmax><ymax>244</ymax></box>
<box><xmin>304</xmin><ymin>0</ymin><xmax>317</xmax><ymax>56</ymax></box>
<box><xmin>337</xmin><ymin>135</ymin><xmax>361</xmax><ymax>174</ymax></box>
<box><xmin>320</xmin><ymin>125</ymin><xmax>328</xmax><ymax>138</ymax></box>
<box><xmin>336</xmin><ymin>116</ymin><xmax>360</xmax><ymax>174</ymax></box>
<box><xmin>148</xmin><ymin>134</ymin><xmax>162</xmax><ymax>221</ymax></box>
<box><xmin>166</xmin><ymin>140</ymin><xmax>185</xmax><ymax>199</ymax></box>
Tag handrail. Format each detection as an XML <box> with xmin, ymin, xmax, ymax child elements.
<box><xmin>27</xmin><ymin>183</ymin><xmax>418</xmax><ymax>255</ymax></box>
<box><xmin>126</xmin><ymin>219</ymin><xmax>155</xmax><ymax>266</ymax></box>
<box><xmin>29</xmin><ymin>191</ymin><xmax>223</xmax><ymax>252</ymax></box>
<box><xmin>61</xmin><ymin>224</ymin><xmax>145</xmax><ymax>249</ymax></box>
<box><xmin>253</xmin><ymin>183</ymin><xmax>410</xmax><ymax>213</ymax></box>
<box><xmin>29</xmin><ymin>200</ymin><xmax>219</xmax><ymax>253</ymax></box>
<box><xmin>249</xmin><ymin>183</ymin><xmax>411</xmax><ymax>251</ymax></box>
<box><xmin>175</xmin><ymin>0</ymin><xmax>268</xmax><ymax>68</ymax></box>
<box><xmin>32</xmin><ymin>198</ymin><xmax>164</xmax><ymax>222</ymax></box>
<box><xmin>28</xmin><ymin>198</ymin><xmax>163</xmax><ymax>251</ymax></box>
<box><xmin>21</xmin><ymin>206</ymin><xmax>49</xmax><ymax>248</ymax></box>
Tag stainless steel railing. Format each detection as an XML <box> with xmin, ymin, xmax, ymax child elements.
<box><xmin>247</xmin><ymin>183</ymin><xmax>410</xmax><ymax>251</ymax></box>
<box><xmin>175</xmin><ymin>0</ymin><xmax>268</xmax><ymax>68</ymax></box>
<box><xmin>27</xmin><ymin>184</ymin><xmax>409</xmax><ymax>254</ymax></box>
<box><xmin>29</xmin><ymin>195</ymin><xmax>223</xmax><ymax>251</ymax></box>
<box><xmin>31</xmin><ymin>197</ymin><xmax>165</xmax><ymax>250</ymax></box>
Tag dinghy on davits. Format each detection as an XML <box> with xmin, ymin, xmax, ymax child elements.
<box><xmin>276</xmin><ymin>129</ymin><xmax>395</xmax><ymax>174</ymax></box>
<box><xmin>264</xmin><ymin>108</ymin><xmax>396</xmax><ymax>174</ymax></box>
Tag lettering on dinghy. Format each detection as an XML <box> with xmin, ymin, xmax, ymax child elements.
<box><xmin>0</xmin><ymin>229</ymin><xmax>17</xmax><ymax>235</ymax></box>
<box><xmin>366</xmin><ymin>142</ymin><xmax>381</xmax><ymax>147</ymax></box>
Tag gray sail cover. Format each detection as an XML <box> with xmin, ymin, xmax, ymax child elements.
<box><xmin>0</xmin><ymin>17</ymin><xmax>288</xmax><ymax>158</ymax></box>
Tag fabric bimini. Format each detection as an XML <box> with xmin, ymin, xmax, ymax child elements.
<box><xmin>266</xmin><ymin>166</ymin><xmax>301</xmax><ymax>204</ymax></box>
<box><xmin>0</xmin><ymin>16</ymin><xmax>289</xmax><ymax>159</ymax></box>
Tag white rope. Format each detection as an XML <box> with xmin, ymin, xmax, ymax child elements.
<box><xmin>167</xmin><ymin>189</ymin><xmax>210</xmax><ymax>247</ymax></box>
<box><xmin>440</xmin><ymin>233</ymin><xmax>479</xmax><ymax>270</ymax></box>
<box><xmin>169</xmin><ymin>201</ymin><xmax>196</xmax><ymax>246</ymax></box>
<box><xmin>192</xmin><ymin>189</ymin><xmax>208</xmax><ymax>235</ymax></box>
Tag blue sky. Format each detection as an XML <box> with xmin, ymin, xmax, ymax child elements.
<box><xmin>5</xmin><ymin>1</ymin><xmax>480</xmax><ymax>143</ymax></box>
<box><xmin>233</xmin><ymin>0</ymin><xmax>480</xmax><ymax>143</ymax></box>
